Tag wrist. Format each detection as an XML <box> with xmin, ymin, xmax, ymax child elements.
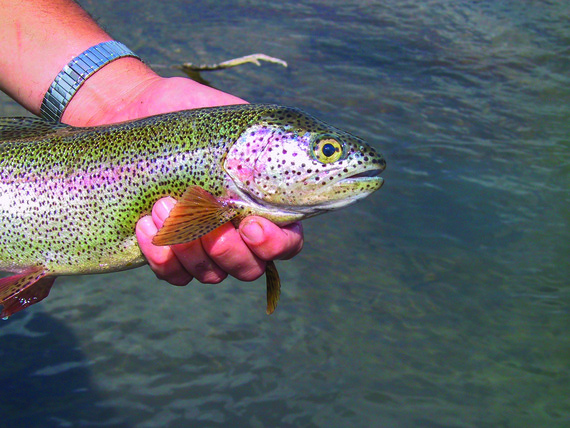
<box><xmin>61</xmin><ymin>56</ymin><xmax>160</xmax><ymax>126</ymax></box>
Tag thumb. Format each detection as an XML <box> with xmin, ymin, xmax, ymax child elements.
<box><xmin>239</xmin><ymin>217</ymin><xmax>303</xmax><ymax>261</ymax></box>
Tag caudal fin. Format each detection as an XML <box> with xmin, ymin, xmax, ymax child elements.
<box><xmin>0</xmin><ymin>268</ymin><xmax>56</xmax><ymax>318</ymax></box>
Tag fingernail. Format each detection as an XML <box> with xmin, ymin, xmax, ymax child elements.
<box><xmin>241</xmin><ymin>220</ymin><xmax>264</xmax><ymax>244</ymax></box>
<box><xmin>154</xmin><ymin>198</ymin><xmax>175</xmax><ymax>222</ymax></box>
<box><xmin>137</xmin><ymin>216</ymin><xmax>157</xmax><ymax>239</ymax></box>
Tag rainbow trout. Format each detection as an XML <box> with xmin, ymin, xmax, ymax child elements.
<box><xmin>0</xmin><ymin>104</ymin><xmax>385</xmax><ymax>318</ymax></box>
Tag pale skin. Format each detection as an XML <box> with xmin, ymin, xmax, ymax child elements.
<box><xmin>0</xmin><ymin>0</ymin><xmax>303</xmax><ymax>286</ymax></box>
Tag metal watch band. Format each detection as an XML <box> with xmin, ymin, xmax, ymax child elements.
<box><xmin>40</xmin><ymin>41</ymin><xmax>141</xmax><ymax>122</ymax></box>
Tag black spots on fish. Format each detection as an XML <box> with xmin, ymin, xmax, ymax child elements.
<box><xmin>0</xmin><ymin>108</ymin><xmax>240</xmax><ymax>271</ymax></box>
<box><xmin>0</xmin><ymin>104</ymin><xmax>385</xmax><ymax>273</ymax></box>
<box><xmin>374</xmin><ymin>156</ymin><xmax>387</xmax><ymax>170</ymax></box>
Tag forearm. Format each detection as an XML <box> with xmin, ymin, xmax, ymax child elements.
<box><xmin>0</xmin><ymin>0</ymin><xmax>165</xmax><ymax>125</ymax></box>
<box><xmin>0</xmin><ymin>0</ymin><xmax>112</xmax><ymax>113</ymax></box>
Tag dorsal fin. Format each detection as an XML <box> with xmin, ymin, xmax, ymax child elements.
<box><xmin>0</xmin><ymin>117</ymin><xmax>75</xmax><ymax>142</ymax></box>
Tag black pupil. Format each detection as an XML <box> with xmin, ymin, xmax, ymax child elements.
<box><xmin>322</xmin><ymin>143</ymin><xmax>337</xmax><ymax>157</ymax></box>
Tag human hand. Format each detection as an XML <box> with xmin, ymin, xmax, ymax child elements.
<box><xmin>62</xmin><ymin>61</ymin><xmax>304</xmax><ymax>286</ymax></box>
<box><xmin>135</xmin><ymin>198</ymin><xmax>303</xmax><ymax>286</ymax></box>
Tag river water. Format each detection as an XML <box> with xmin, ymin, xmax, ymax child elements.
<box><xmin>1</xmin><ymin>1</ymin><xmax>568</xmax><ymax>427</ymax></box>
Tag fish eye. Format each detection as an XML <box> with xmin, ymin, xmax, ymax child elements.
<box><xmin>311</xmin><ymin>138</ymin><xmax>343</xmax><ymax>164</ymax></box>
<box><xmin>322</xmin><ymin>143</ymin><xmax>336</xmax><ymax>157</ymax></box>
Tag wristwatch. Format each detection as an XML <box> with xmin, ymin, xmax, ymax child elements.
<box><xmin>40</xmin><ymin>40</ymin><xmax>141</xmax><ymax>122</ymax></box>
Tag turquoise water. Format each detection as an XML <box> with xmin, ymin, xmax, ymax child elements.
<box><xmin>1</xmin><ymin>1</ymin><xmax>569</xmax><ymax>426</ymax></box>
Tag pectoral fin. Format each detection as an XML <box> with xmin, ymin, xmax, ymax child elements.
<box><xmin>152</xmin><ymin>186</ymin><xmax>238</xmax><ymax>246</ymax></box>
<box><xmin>0</xmin><ymin>268</ymin><xmax>55</xmax><ymax>318</ymax></box>
<box><xmin>152</xmin><ymin>186</ymin><xmax>283</xmax><ymax>315</ymax></box>
<box><xmin>265</xmin><ymin>261</ymin><xmax>281</xmax><ymax>315</ymax></box>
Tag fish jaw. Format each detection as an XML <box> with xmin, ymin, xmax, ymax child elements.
<box><xmin>307</xmin><ymin>171</ymin><xmax>385</xmax><ymax>212</ymax></box>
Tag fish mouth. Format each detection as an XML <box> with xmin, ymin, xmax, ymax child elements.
<box><xmin>340</xmin><ymin>166</ymin><xmax>385</xmax><ymax>188</ymax></box>
<box><xmin>347</xmin><ymin>168</ymin><xmax>383</xmax><ymax>179</ymax></box>
<box><xmin>309</xmin><ymin>166</ymin><xmax>384</xmax><ymax>212</ymax></box>
<box><xmin>343</xmin><ymin>156</ymin><xmax>386</xmax><ymax>183</ymax></box>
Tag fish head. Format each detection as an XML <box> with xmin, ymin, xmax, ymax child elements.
<box><xmin>224</xmin><ymin>106</ymin><xmax>386</xmax><ymax>214</ymax></box>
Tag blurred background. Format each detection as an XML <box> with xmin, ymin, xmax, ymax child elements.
<box><xmin>1</xmin><ymin>1</ymin><xmax>568</xmax><ymax>426</ymax></box>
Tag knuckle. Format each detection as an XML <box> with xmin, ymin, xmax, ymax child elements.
<box><xmin>198</xmin><ymin>272</ymin><xmax>227</xmax><ymax>284</ymax></box>
<box><xmin>206</xmin><ymin>240</ymin><xmax>234</xmax><ymax>260</ymax></box>
<box><xmin>233</xmin><ymin>264</ymin><xmax>265</xmax><ymax>282</ymax></box>
<box><xmin>154</xmin><ymin>270</ymin><xmax>192</xmax><ymax>286</ymax></box>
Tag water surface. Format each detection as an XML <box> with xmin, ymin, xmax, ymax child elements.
<box><xmin>1</xmin><ymin>1</ymin><xmax>568</xmax><ymax>426</ymax></box>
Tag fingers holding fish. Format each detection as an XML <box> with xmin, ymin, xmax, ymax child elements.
<box><xmin>143</xmin><ymin>196</ymin><xmax>228</xmax><ymax>285</ymax></box>
<box><xmin>239</xmin><ymin>218</ymin><xmax>304</xmax><ymax>262</ymax></box>
<box><xmin>200</xmin><ymin>222</ymin><xmax>267</xmax><ymax>282</ymax></box>
<box><xmin>170</xmin><ymin>238</ymin><xmax>228</xmax><ymax>284</ymax></box>
<box><xmin>140</xmin><ymin>196</ymin><xmax>266</xmax><ymax>286</ymax></box>
<box><xmin>135</xmin><ymin>214</ymin><xmax>193</xmax><ymax>286</ymax></box>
